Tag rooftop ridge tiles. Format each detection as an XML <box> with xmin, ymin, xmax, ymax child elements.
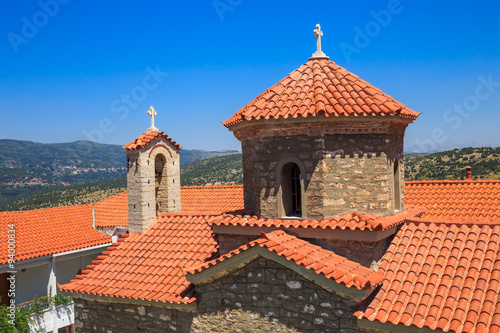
<box><xmin>186</xmin><ymin>230</ymin><xmax>382</xmax><ymax>290</ymax></box>
<box><xmin>407</xmin><ymin>217</ymin><xmax>500</xmax><ymax>227</ymax></box>
<box><xmin>406</xmin><ymin>179</ymin><xmax>500</xmax><ymax>185</ymax></box>
<box><xmin>122</xmin><ymin>131</ymin><xmax>182</xmax><ymax>151</ymax></box>
<box><xmin>2</xmin><ymin>237</ymin><xmax>112</xmax><ymax>262</ymax></box>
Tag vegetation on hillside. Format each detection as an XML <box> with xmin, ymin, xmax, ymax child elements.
<box><xmin>405</xmin><ymin>147</ymin><xmax>500</xmax><ymax>180</ymax></box>
<box><xmin>0</xmin><ymin>177</ymin><xmax>127</xmax><ymax>211</ymax></box>
<box><xmin>2</xmin><ymin>147</ymin><xmax>500</xmax><ymax>212</ymax></box>
<box><xmin>181</xmin><ymin>154</ymin><xmax>243</xmax><ymax>186</ymax></box>
<box><xmin>0</xmin><ymin>139</ymin><xmax>239</xmax><ymax>206</ymax></box>
<box><xmin>0</xmin><ymin>154</ymin><xmax>242</xmax><ymax>211</ymax></box>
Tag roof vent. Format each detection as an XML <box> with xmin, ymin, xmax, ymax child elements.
<box><xmin>466</xmin><ymin>166</ymin><xmax>472</xmax><ymax>180</ymax></box>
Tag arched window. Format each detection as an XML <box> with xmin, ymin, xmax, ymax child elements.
<box><xmin>281</xmin><ymin>162</ymin><xmax>302</xmax><ymax>217</ymax></box>
<box><xmin>393</xmin><ymin>159</ymin><xmax>401</xmax><ymax>211</ymax></box>
<box><xmin>155</xmin><ymin>154</ymin><xmax>166</xmax><ymax>205</ymax></box>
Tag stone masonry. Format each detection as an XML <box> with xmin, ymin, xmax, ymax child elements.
<box><xmin>234</xmin><ymin>120</ymin><xmax>407</xmax><ymax>219</ymax></box>
<box><xmin>73</xmin><ymin>298</ymin><xmax>194</xmax><ymax>333</ymax></box>
<box><xmin>73</xmin><ymin>257</ymin><xmax>385</xmax><ymax>332</ymax></box>
<box><xmin>194</xmin><ymin>257</ymin><xmax>367</xmax><ymax>332</ymax></box>
<box><xmin>126</xmin><ymin>136</ymin><xmax>181</xmax><ymax>233</ymax></box>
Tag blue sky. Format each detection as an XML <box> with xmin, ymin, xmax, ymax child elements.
<box><xmin>1</xmin><ymin>1</ymin><xmax>499</xmax><ymax>152</ymax></box>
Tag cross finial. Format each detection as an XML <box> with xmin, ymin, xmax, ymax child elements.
<box><xmin>147</xmin><ymin>106</ymin><xmax>159</xmax><ymax>132</ymax></box>
<box><xmin>309</xmin><ymin>24</ymin><xmax>329</xmax><ymax>60</ymax></box>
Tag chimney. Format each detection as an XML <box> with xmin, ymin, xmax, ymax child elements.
<box><xmin>466</xmin><ymin>166</ymin><xmax>472</xmax><ymax>180</ymax></box>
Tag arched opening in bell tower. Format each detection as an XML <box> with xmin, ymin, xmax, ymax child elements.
<box><xmin>155</xmin><ymin>154</ymin><xmax>166</xmax><ymax>211</ymax></box>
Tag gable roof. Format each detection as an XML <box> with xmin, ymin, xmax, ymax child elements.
<box><xmin>122</xmin><ymin>131</ymin><xmax>182</xmax><ymax>151</ymax></box>
<box><xmin>356</xmin><ymin>220</ymin><xmax>500</xmax><ymax>333</ymax></box>
<box><xmin>405</xmin><ymin>180</ymin><xmax>500</xmax><ymax>222</ymax></box>
<box><xmin>59</xmin><ymin>213</ymin><xmax>218</xmax><ymax>304</ymax></box>
<box><xmin>0</xmin><ymin>204</ymin><xmax>111</xmax><ymax>264</ymax></box>
<box><xmin>187</xmin><ymin>230</ymin><xmax>382</xmax><ymax>290</ymax></box>
<box><xmin>223</xmin><ymin>59</ymin><xmax>420</xmax><ymax>128</ymax></box>
<box><xmin>211</xmin><ymin>207</ymin><xmax>425</xmax><ymax>232</ymax></box>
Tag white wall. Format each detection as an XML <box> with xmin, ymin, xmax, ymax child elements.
<box><xmin>16</xmin><ymin>264</ymin><xmax>49</xmax><ymax>304</ymax></box>
<box><xmin>56</xmin><ymin>254</ymin><xmax>96</xmax><ymax>289</ymax></box>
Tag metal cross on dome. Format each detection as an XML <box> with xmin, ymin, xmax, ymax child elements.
<box><xmin>147</xmin><ymin>106</ymin><xmax>159</xmax><ymax>132</ymax></box>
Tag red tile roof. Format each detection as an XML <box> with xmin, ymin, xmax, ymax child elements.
<box><xmin>181</xmin><ymin>185</ymin><xmax>244</xmax><ymax>214</ymax></box>
<box><xmin>93</xmin><ymin>192</ymin><xmax>128</xmax><ymax>228</ymax></box>
<box><xmin>59</xmin><ymin>213</ymin><xmax>218</xmax><ymax>304</ymax></box>
<box><xmin>0</xmin><ymin>205</ymin><xmax>111</xmax><ymax>264</ymax></box>
<box><xmin>223</xmin><ymin>59</ymin><xmax>420</xmax><ymax>128</ymax></box>
<box><xmin>405</xmin><ymin>180</ymin><xmax>500</xmax><ymax>222</ymax></box>
<box><xmin>122</xmin><ymin>131</ymin><xmax>182</xmax><ymax>151</ymax></box>
<box><xmin>187</xmin><ymin>230</ymin><xmax>382</xmax><ymax>290</ymax></box>
<box><xmin>211</xmin><ymin>207</ymin><xmax>425</xmax><ymax>231</ymax></box>
<box><xmin>356</xmin><ymin>221</ymin><xmax>500</xmax><ymax>332</ymax></box>
<box><xmin>90</xmin><ymin>186</ymin><xmax>245</xmax><ymax>228</ymax></box>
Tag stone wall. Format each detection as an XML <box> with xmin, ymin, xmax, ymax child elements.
<box><xmin>73</xmin><ymin>298</ymin><xmax>193</xmax><ymax>333</ymax></box>
<box><xmin>307</xmin><ymin>237</ymin><xmax>392</xmax><ymax>268</ymax></box>
<box><xmin>235</xmin><ymin>121</ymin><xmax>407</xmax><ymax>219</ymax></box>
<box><xmin>126</xmin><ymin>137</ymin><xmax>181</xmax><ymax>233</ymax></box>
<box><xmin>72</xmin><ymin>257</ymin><xmax>382</xmax><ymax>332</ymax></box>
<box><xmin>218</xmin><ymin>233</ymin><xmax>260</xmax><ymax>255</ymax></box>
<box><xmin>194</xmin><ymin>257</ymin><xmax>367</xmax><ymax>332</ymax></box>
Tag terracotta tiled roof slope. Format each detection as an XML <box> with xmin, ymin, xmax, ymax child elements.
<box><xmin>356</xmin><ymin>221</ymin><xmax>500</xmax><ymax>333</ymax></box>
<box><xmin>405</xmin><ymin>180</ymin><xmax>500</xmax><ymax>222</ymax></box>
<box><xmin>0</xmin><ymin>205</ymin><xmax>111</xmax><ymax>264</ymax></box>
<box><xmin>187</xmin><ymin>230</ymin><xmax>382</xmax><ymax>290</ymax></box>
<box><xmin>223</xmin><ymin>59</ymin><xmax>420</xmax><ymax>128</ymax></box>
<box><xmin>122</xmin><ymin>131</ymin><xmax>182</xmax><ymax>150</ymax></box>
<box><xmin>211</xmin><ymin>207</ymin><xmax>425</xmax><ymax>231</ymax></box>
<box><xmin>59</xmin><ymin>213</ymin><xmax>218</xmax><ymax>304</ymax></box>
<box><xmin>90</xmin><ymin>186</ymin><xmax>245</xmax><ymax>228</ymax></box>
<box><xmin>181</xmin><ymin>185</ymin><xmax>244</xmax><ymax>214</ymax></box>
<box><xmin>93</xmin><ymin>191</ymin><xmax>128</xmax><ymax>228</ymax></box>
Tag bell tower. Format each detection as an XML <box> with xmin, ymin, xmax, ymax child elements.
<box><xmin>123</xmin><ymin>106</ymin><xmax>182</xmax><ymax>233</ymax></box>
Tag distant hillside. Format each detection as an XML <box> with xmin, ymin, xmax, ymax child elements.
<box><xmin>0</xmin><ymin>153</ymin><xmax>242</xmax><ymax>211</ymax></box>
<box><xmin>3</xmin><ymin>147</ymin><xmax>500</xmax><ymax>211</ymax></box>
<box><xmin>181</xmin><ymin>154</ymin><xmax>243</xmax><ymax>186</ymax></box>
<box><xmin>0</xmin><ymin>177</ymin><xmax>127</xmax><ymax>212</ymax></box>
<box><xmin>0</xmin><ymin>139</ymin><xmax>238</xmax><ymax>205</ymax></box>
<box><xmin>405</xmin><ymin>147</ymin><xmax>500</xmax><ymax>180</ymax></box>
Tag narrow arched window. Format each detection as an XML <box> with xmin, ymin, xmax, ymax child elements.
<box><xmin>282</xmin><ymin>162</ymin><xmax>302</xmax><ymax>217</ymax></box>
<box><xmin>393</xmin><ymin>159</ymin><xmax>401</xmax><ymax>211</ymax></box>
<box><xmin>155</xmin><ymin>154</ymin><xmax>166</xmax><ymax>199</ymax></box>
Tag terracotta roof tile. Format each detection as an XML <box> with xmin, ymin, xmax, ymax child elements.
<box><xmin>181</xmin><ymin>185</ymin><xmax>244</xmax><ymax>214</ymax></box>
<box><xmin>59</xmin><ymin>213</ymin><xmax>218</xmax><ymax>304</ymax></box>
<box><xmin>187</xmin><ymin>230</ymin><xmax>382</xmax><ymax>290</ymax></box>
<box><xmin>122</xmin><ymin>131</ymin><xmax>182</xmax><ymax>151</ymax></box>
<box><xmin>93</xmin><ymin>192</ymin><xmax>128</xmax><ymax>228</ymax></box>
<box><xmin>223</xmin><ymin>59</ymin><xmax>420</xmax><ymax>127</ymax></box>
<box><xmin>211</xmin><ymin>207</ymin><xmax>425</xmax><ymax>231</ymax></box>
<box><xmin>0</xmin><ymin>204</ymin><xmax>112</xmax><ymax>264</ymax></box>
<box><xmin>356</xmin><ymin>221</ymin><xmax>500</xmax><ymax>332</ymax></box>
<box><xmin>91</xmin><ymin>186</ymin><xmax>245</xmax><ymax>228</ymax></box>
<box><xmin>405</xmin><ymin>180</ymin><xmax>500</xmax><ymax>222</ymax></box>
